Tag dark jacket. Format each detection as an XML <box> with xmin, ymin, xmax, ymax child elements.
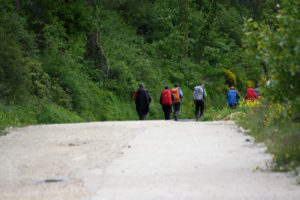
<box><xmin>134</xmin><ymin>88</ymin><xmax>152</xmax><ymax>115</ymax></box>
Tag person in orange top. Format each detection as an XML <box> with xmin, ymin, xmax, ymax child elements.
<box><xmin>170</xmin><ymin>84</ymin><xmax>183</xmax><ymax>121</ymax></box>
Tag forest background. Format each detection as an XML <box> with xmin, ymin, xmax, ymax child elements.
<box><xmin>0</xmin><ymin>0</ymin><xmax>299</xmax><ymax>168</ymax></box>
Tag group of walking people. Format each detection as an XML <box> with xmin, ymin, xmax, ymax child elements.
<box><xmin>227</xmin><ymin>84</ymin><xmax>260</xmax><ymax>109</ymax></box>
<box><xmin>134</xmin><ymin>83</ymin><xmax>206</xmax><ymax>121</ymax></box>
<box><xmin>134</xmin><ymin>82</ymin><xmax>260</xmax><ymax>121</ymax></box>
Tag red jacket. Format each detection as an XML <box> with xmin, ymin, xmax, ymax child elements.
<box><xmin>244</xmin><ymin>88</ymin><xmax>258</xmax><ymax>101</ymax></box>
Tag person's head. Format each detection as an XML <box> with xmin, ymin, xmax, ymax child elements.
<box><xmin>165</xmin><ymin>86</ymin><xmax>169</xmax><ymax>90</ymax></box>
<box><xmin>231</xmin><ymin>86</ymin><xmax>235</xmax><ymax>90</ymax></box>
<box><xmin>174</xmin><ymin>83</ymin><xmax>179</xmax><ymax>88</ymax></box>
<box><xmin>256</xmin><ymin>83</ymin><xmax>260</xmax><ymax>88</ymax></box>
<box><xmin>200</xmin><ymin>82</ymin><xmax>204</xmax><ymax>88</ymax></box>
<box><xmin>139</xmin><ymin>83</ymin><xmax>144</xmax><ymax>89</ymax></box>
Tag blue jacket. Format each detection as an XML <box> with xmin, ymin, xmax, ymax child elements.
<box><xmin>227</xmin><ymin>89</ymin><xmax>237</xmax><ymax>105</ymax></box>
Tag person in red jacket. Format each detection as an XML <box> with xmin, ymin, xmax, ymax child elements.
<box><xmin>244</xmin><ymin>87</ymin><xmax>258</xmax><ymax>101</ymax></box>
<box><xmin>160</xmin><ymin>86</ymin><xmax>174</xmax><ymax>120</ymax></box>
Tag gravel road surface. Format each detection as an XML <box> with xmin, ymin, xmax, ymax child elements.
<box><xmin>0</xmin><ymin>120</ymin><xmax>299</xmax><ymax>200</ymax></box>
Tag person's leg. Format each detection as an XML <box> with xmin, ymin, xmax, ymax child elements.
<box><xmin>176</xmin><ymin>103</ymin><xmax>180</xmax><ymax>115</ymax></box>
<box><xmin>166</xmin><ymin>106</ymin><xmax>172</xmax><ymax>120</ymax></box>
<box><xmin>173</xmin><ymin>103</ymin><xmax>178</xmax><ymax>120</ymax></box>
<box><xmin>200</xmin><ymin>100</ymin><xmax>204</xmax><ymax>117</ymax></box>
<box><xmin>195</xmin><ymin>101</ymin><xmax>200</xmax><ymax>120</ymax></box>
<box><xmin>138</xmin><ymin>113</ymin><xmax>143</xmax><ymax>120</ymax></box>
<box><xmin>162</xmin><ymin>106</ymin><xmax>167</xmax><ymax>120</ymax></box>
<box><xmin>176</xmin><ymin>103</ymin><xmax>181</xmax><ymax>120</ymax></box>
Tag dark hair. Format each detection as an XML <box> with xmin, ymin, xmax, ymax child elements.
<box><xmin>174</xmin><ymin>84</ymin><xmax>179</xmax><ymax>87</ymax></box>
<box><xmin>139</xmin><ymin>83</ymin><xmax>144</xmax><ymax>88</ymax></box>
<box><xmin>199</xmin><ymin>82</ymin><xmax>204</xmax><ymax>86</ymax></box>
<box><xmin>165</xmin><ymin>86</ymin><xmax>169</xmax><ymax>90</ymax></box>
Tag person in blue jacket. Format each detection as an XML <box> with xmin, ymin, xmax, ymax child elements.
<box><xmin>227</xmin><ymin>86</ymin><xmax>240</xmax><ymax>109</ymax></box>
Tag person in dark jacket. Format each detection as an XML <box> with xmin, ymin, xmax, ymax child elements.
<box><xmin>160</xmin><ymin>86</ymin><xmax>174</xmax><ymax>120</ymax></box>
<box><xmin>134</xmin><ymin>83</ymin><xmax>152</xmax><ymax>120</ymax></box>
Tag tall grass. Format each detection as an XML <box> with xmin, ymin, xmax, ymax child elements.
<box><xmin>236</xmin><ymin>99</ymin><xmax>300</xmax><ymax>170</ymax></box>
<box><xmin>0</xmin><ymin>101</ymin><xmax>84</xmax><ymax>131</ymax></box>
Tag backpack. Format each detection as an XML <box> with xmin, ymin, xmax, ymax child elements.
<box><xmin>161</xmin><ymin>90</ymin><xmax>172</xmax><ymax>106</ymax></box>
<box><xmin>170</xmin><ymin>88</ymin><xmax>180</xmax><ymax>103</ymax></box>
<box><xmin>227</xmin><ymin>90</ymin><xmax>237</xmax><ymax>105</ymax></box>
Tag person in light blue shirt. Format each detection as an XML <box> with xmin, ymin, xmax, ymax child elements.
<box><xmin>193</xmin><ymin>83</ymin><xmax>205</xmax><ymax>120</ymax></box>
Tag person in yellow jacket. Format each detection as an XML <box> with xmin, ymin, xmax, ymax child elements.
<box><xmin>170</xmin><ymin>84</ymin><xmax>183</xmax><ymax>121</ymax></box>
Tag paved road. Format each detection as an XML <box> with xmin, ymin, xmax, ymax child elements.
<box><xmin>0</xmin><ymin>120</ymin><xmax>299</xmax><ymax>200</ymax></box>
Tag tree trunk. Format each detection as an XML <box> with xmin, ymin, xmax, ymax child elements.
<box><xmin>196</xmin><ymin>0</ymin><xmax>217</xmax><ymax>64</ymax></box>
<box><xmin>14</xmin><ymin>0</ymin><xmax>20</xmax><ymax>12</ymax></box>
<box><xmin>198</xmin><ymin>0</ymin><xmax>203</xmax><ymax>11</ymax></box>
<box><xmin>253</xmin><ymin>0</ymin><xmax>261</xmax><ymax>20</ymax></box>
<box><xmin>87</xmin><ymin>28</ymin><xmax>106</xmax><ymax>70</ymax></box>
<box><xmin>86</xmin><ymin>0</ymin><xmax>106</xmax><ymax>70</ymax></box>
<box><xmin>178</xmin><ymin>0</ymin><xmax>189</xmax><ymax>63</ymax></box>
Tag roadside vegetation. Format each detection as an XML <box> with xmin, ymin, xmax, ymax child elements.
<box><xmin>0</xmin><ymin>1</ymin><xmax>299</xmax><ymax>169</ymax></box>
<box><xmin>237</xmin><ymin>0</ymin><xmax>300</xmax><ymax>171</ymax></box>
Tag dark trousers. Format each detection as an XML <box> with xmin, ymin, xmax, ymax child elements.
<box><xmin>195</xmin><ymin>100</ymin><xmax>204</xmax><ymax>117</ymax></box>
<box><xmin>228</xmin><ymin>104</ymin><xmax>237</xmax><ymax>109</ymax></box>
<box><xmin>162</xmin><ymin>105</ymin><xmax>172</xmax><ymax>120</ymax></box>
<box><xmin>173</xmin><ymin>102</ymin><xmax>181</xmax><ymax>117</ymax></box>
<box><xmin>138</xmin><ymin>113</ymin><xmax>146</xmax><ymax>120</ymax></box>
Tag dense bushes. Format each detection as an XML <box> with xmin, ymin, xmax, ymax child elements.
<box><xmin>0</xmin><ymin>0</ymin><xmax>288</xmax><ymax>129</ymax></box>
<box><xmin>238</xmin><ymin>0</ymin><xmax>300</xmax><ymax>170</ymax></box>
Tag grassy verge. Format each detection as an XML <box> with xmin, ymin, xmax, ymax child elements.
<box><xmin>235</xmin><ymin>99</ymin><xmax>300</xmax><ymax>171</ymax></box>
<box><xmin>0</xmin><ymin>101</ymin><xmax>84</xmax><ymax>131</ymax></box>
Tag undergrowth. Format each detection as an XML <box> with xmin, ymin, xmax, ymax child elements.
<box><xmin>236</xmin><ymin>99</ymin><xmax>300</xmax><ymax>171</ymax></box>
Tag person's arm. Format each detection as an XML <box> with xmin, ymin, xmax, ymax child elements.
<box><xmin>171</xmin><ymin>93</ymin><xmax>174</xmax><ymax>101</ymax></box>
<box><xmin>193</xmin><ymin>89</ymin><xmax>196</xmax><ymax>102</ymax></box>
<box><xmin>146</xmin><ymin>90</ymin><xmax>152</xmax><ymax>103</ymax></box>
<box><xmin>134</xmin><ymin>91</ymin><xmax>138</xmax><ymax>101</ymax></box>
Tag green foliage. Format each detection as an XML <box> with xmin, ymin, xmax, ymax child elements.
<box><xmin>237</xmin><ymin>0</ymin><xmax>300</xmax><ymax>170</ymax></box>
<box><xmin>0</xmin><ymin>101</ymin><xmax>84</xmax><ymax>129</ymax></box>
<box><xmin>21</xmin><ymin>0</ymin><xmax>94</xmax><ymax>35</ymax></box>
<box><xmin>237</xmin><ymin>99</ymin><xmax>300</xmax><ymax>171</ymax></box>
<box><xmin>0</xmin><ymin>26</ymin><xmax>31</xmax><ymax>103</ymax></box>
<box><xmin>244</xmin><ymin>0</ymin><xmax>300</xmax><ymax>109</ymax></box>
<box><xmin>0</xmin><ymin>0</ymin><xmax>275</xmax><ymax>128</ymax></box>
